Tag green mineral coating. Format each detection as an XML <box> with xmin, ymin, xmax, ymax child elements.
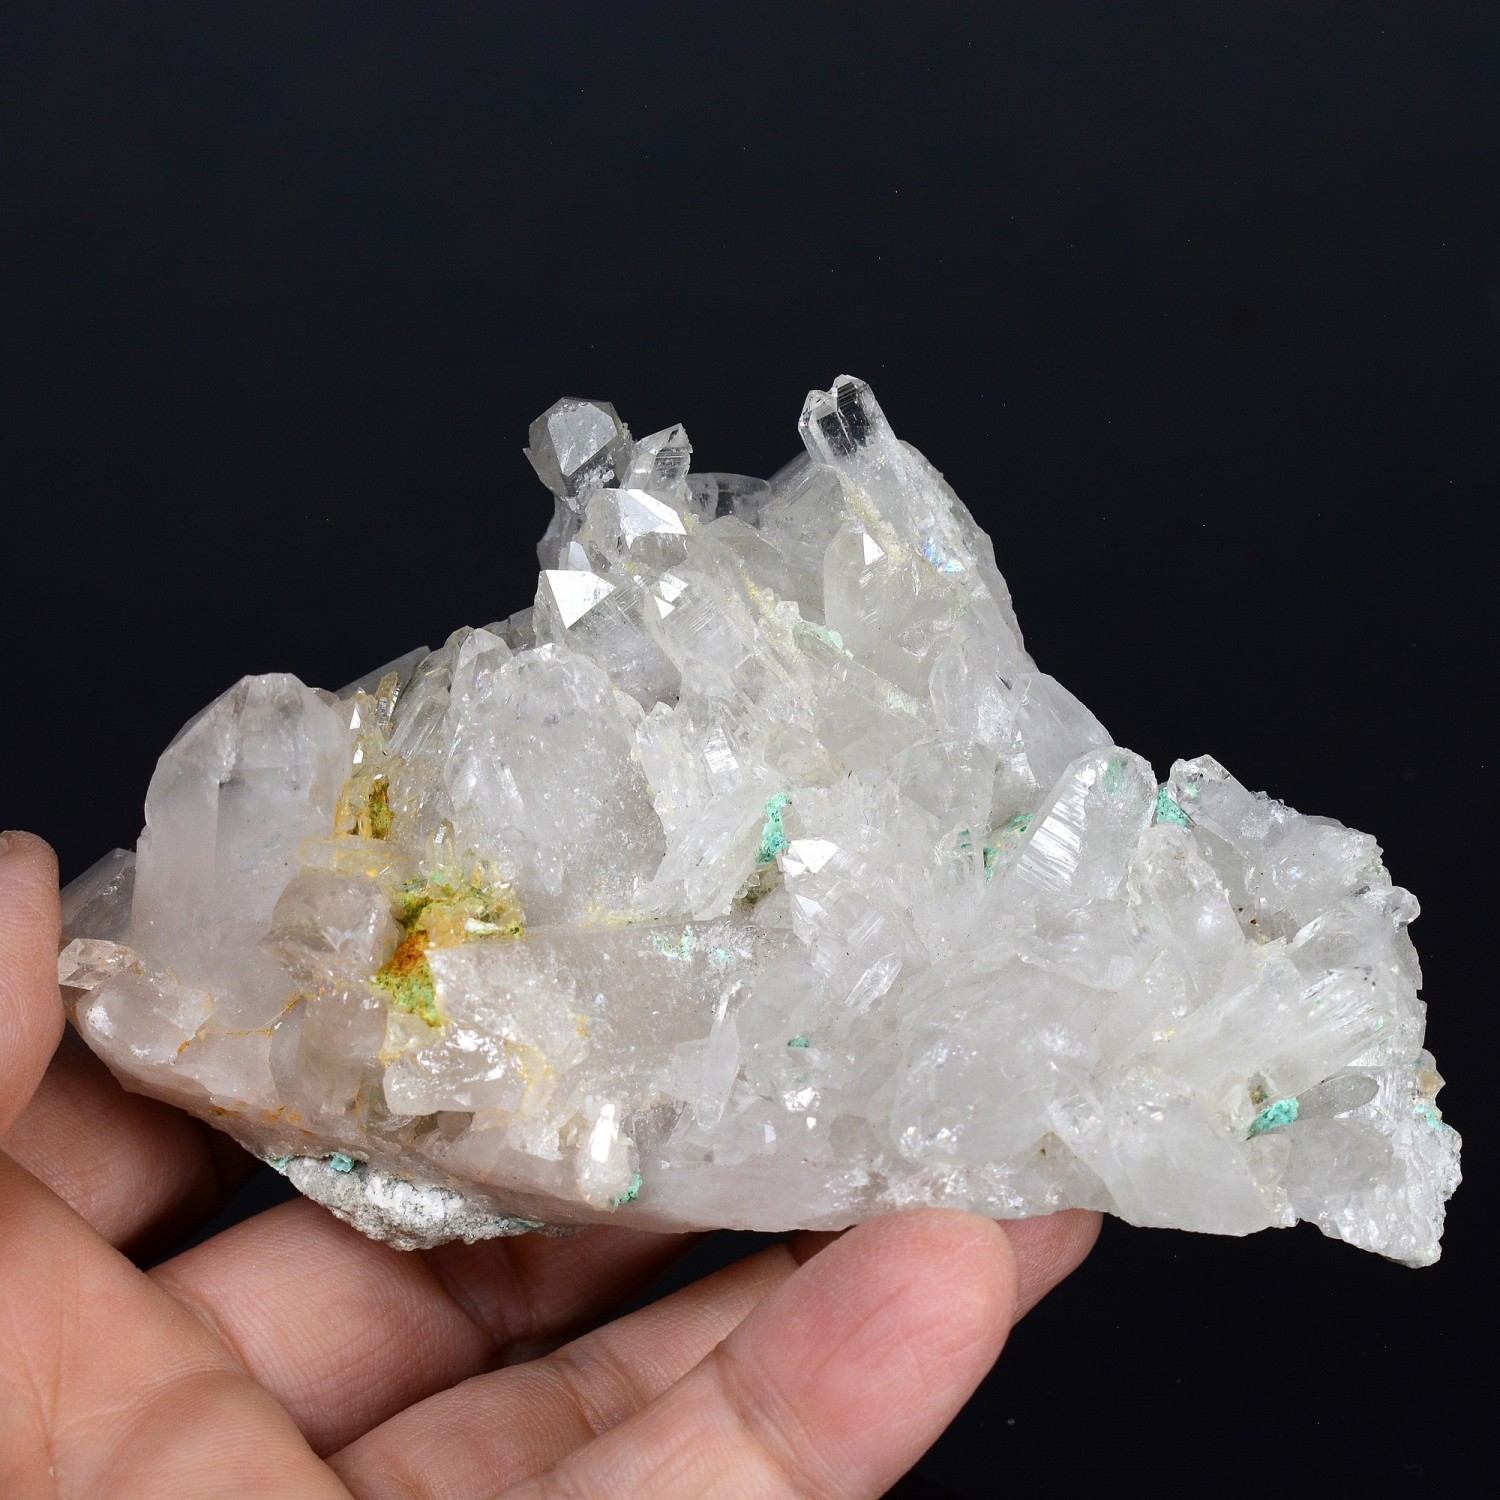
<box><xmin>982</xmin><ymin>845</ymin><xmax>999</xmax><ymax>882</ymax></box>
<box><xmin>650</xmin><ymin>927</ymin><xmax>697</xmax><ymax>961</ymax></box>
<box><xmin>788</xmin><ymin>1035</ymin><xmax>810</xmax><ymax>1048</ymax></box>
<box><xmin>367</xmin><ymin>777</ymin><xmax>394</xmax><ymax>839</ymax></box>
<box><xmin>803</xmin><ymin>621</ymin><xmax>852</xmax><ymax>657</ymax></box>
<box><xmin>884</xmin><ymin>689</ymin><xmax>923</xmax><ymax>718</ymax></box>
<box><xmin>398</xmin><ymin>872</ymin><xmax>445</xmax><ymax>920</ymax></box>
<box><xmin>376</xmin><ymin>870</ymin><xmax>524</xmax><ymax>1027</ymax></box>
<box><xmin>372</xmin><ymin>952</ymin><xmax>441</xmax><ymax>1026</ymax></box>
<box><xmin>1247</xmin><ymin>1098</ymin><xmax>1300</xmax><ymax>1137</ymax></box>
<box><xmin>1416</xmin><ymin>1104</ymin><xmax>1447</xmax><ymax>1131</ymax></box>
<box><xmin>399</xmin><ymin>871</ymin><xmax>522</xmax><ymax>933</ymax></box>
<box><xmin>268</xmin><ymin>1155</ymin><xmax>292</xmax><ymax>1172</ymax></box>
<box><xmin>1002</xmin><ymin>812</ymin><xmax>1034</xmax><ymax>835</ymax></box>
<box><xmin>609</xmin><ymin>1173</ymin><xmax>643</xmax><ymax>1208</ymax></box>
<box><xmin>1103</xmin><ymin>754</ymin><xmax>1131</xmax><ymax>795</ymax></box>
<box><xmin>328</xmin><ymin>1152</ymin><xmax>356</xmax><ymax>1173</ymax></box>
<box><xmin>757</xmin><ymin>791</ymin><xmax>791</xmax><ymax>864</ymax></box>
<box><xmin>957</xmin><ymin>827</ymin><xmax>973</xmax><ymax>852</ymax></box>
<box><xmin>710</xmin><ymin>946</ymin><xmax>735</xmax><ymax>969</ymax></box>
<box><xmin>1155</xmin><ymin>788</ymin><xmax>1191</xmax><ymax>827</ymax></box>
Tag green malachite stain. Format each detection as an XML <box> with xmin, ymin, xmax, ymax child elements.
<box><xmin>788</xmin><ymin>1035</ymin><xmax>810</xmax><ymax>1048</ymax></box>
<box><xmin>802</xmin><ymin>621</ymin><xmax>852</xmax><ymax>657</ymax></box>
<box><xmin>609</xmin><ymin>1173</ymin><xmax>643</xmax><ymax>1207</ymax></box>
<box><xmin>650</xmin><ymin>927</ymin><xmax>696</xmax><ymax>961</ymax></box>
<box><xmin>1248</xmin><ymin>1098</ymin><xmax>1299</xmax><ymax>1137</ymax></box>
<box><xmin>757</xmin><ymin>791</ymin><xmax>791</xmax><ymax>864</ymax></box>
<box><xmin>1103</xmin><ymin>754</ymin><xmax>1130</xmax><ymax>795</ymax></box>
<box><xmin>1155</xmin><ymin>788</ymin><xmax>1190</xmax><ymax>827</ymax></box>
<box><xmin>328</xmin><ymin>1152</ymin><xmax>356</xmax><ymax>1173</ymax></box>
<box><xmin>979</xmin><ymin>814</ymin><xmax>1032</xmax><ymax>882</ymax></box>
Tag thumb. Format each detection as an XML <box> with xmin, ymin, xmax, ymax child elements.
<box><xmin>501</xmin><ymin>1210</ymin><xmax>1017</xmax><ymax>1499</ymax></box>
<box><xmin>0</xmin><ymin>832</ymin><xmax>63</xmax><ymax>1136</ymax></box>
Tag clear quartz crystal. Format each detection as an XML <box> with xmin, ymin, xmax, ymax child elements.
<box><xmin>64</xmin><ymin>376</ymin><xmax>1459</xmax><ymax>1262</ymax></box>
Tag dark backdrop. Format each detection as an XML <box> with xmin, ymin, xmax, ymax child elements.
<box><xmin>3</xmin><ymin>4</ymin><xmax>1494</xmax><ymax>1492</ymax></box>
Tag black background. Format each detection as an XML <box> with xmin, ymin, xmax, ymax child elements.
<box><xmin>3</xmin><ymin>4</ymin><xmax>1494</xmax><ymax>1492</ymax></box>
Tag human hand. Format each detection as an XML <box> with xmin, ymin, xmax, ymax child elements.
<box><xmin>1</xmin><ymin>831</ymin><xmax>1099</xmax><ymax>1498</ymax></box>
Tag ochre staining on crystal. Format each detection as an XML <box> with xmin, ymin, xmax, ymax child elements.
<box><xmin>373</xmin><ymin>927</ymin><xmax>439</xmax><ymax>1025</ymax></box>
<box><xmin>59</xmin><ymin>375</ymin><xmax>1460</xmax><ymax>1261</ymax></box>
<box><xmin>337</xmin><ymin>771</ymin><xmax>395</xmax><ymax>841</ymax></box>
<box><xmin>373</xmin><ymin>870</ymin><xmax>524</xmax><ymax>1027</ymax></box>
<box><xmin>367</xmin><ymin>779</ymin><xmax>394</xmax><ymax>840</ymax></box>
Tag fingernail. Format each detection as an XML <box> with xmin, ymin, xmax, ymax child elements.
<box><xmin>0</xmin><ymin>832</ymin><xmax>13</xmax><ymax>856</ymax></box>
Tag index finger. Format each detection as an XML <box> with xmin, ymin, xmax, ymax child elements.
<box><xmin>0</xmin><ymin>831</ymin><xmax>62</xmax><ymax>1137</ymax></box>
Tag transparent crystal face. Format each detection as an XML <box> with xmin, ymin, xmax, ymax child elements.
<box><xmin>60</xmin><ymin>376</ymin><xmax>1459</xmax><ymax>1262</ymax></box>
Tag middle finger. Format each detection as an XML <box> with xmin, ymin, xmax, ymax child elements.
<box><xmin>149</xmin><ymin>1195</ymin><xmax>698</xmax><ymax>1455</ymax></box>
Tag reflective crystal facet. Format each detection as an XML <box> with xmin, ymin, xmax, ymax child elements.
<box><xmin>64</xmin><ymin>377</ymin><xmax>1459</xmax><ymax>1262</ymax></box>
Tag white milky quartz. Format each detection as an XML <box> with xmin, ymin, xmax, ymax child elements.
<box><xmin>60</xmin><ymin>377</ymin><xmax>1459</xmax><ymax>1262</ymax></box>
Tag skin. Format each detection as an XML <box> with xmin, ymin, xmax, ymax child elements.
<box><xmin>0</xmin><ymin>831</ymin><xmax>1100</xmax><ymax>1498</ymax></box>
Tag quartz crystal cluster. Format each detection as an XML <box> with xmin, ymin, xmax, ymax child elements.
<box><xmin>60</xmin><ymin>377</ymin><xmax>1459</xmax><ymax>1262</ymax></box>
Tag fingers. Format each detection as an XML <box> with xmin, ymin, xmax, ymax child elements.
<box><xmin>0</xmin><ymin>850</ymin><xmax>337</xmax><ymax>1492</ymax></box>
<box><xmin>0</xmin><ymin>831</ymin><xmax>62</xmax><ymax>1135</ymax></box>
<box><xmin>0</xmin><ymin>831</ymin><xmax>255</xmax><ymax>1256</ymax></box>
<box><xmin>328</xmin><ymin>1231</ymin><xmax>830</xmax><ymax>1497</ymax></box>
<box><xmin>329</xmin><ymin>1210</ymin><xmax>1098</xmax><ymax>1499</ymax></box>
<box><xmin>150</xmin><ymin>1196</ymin><xmax>699</xmax><ymax>1455</ymax></box>
<box><xmin>499</xmin><ymin>1210</ymin><xmax>1017</xmax><ymax>1500</ymax></box>
<box><xmin>147</xmin><ymin>1192</ymin><xmax>1095</xmax><ymax>1471</ymax></box>
<box><xmin>1006</xmin><ymin>1208</ymin><xmax>1102</xmax><ymax>1318</ymax></box>
<box><xmin>4</xmin><ymin>1027</ymin><xmax>257</xmax><ymax>1257</ymax></box>
<box><xmin>0</xmin><ymin>1152</ymin><xmax>348</xmax><ymax>1497</ymax></box>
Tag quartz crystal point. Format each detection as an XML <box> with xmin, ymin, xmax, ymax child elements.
<box><xmin>61</xmin><ymin>376</ymin><xmax>1459</xmax><ymax>1262</ymax></box>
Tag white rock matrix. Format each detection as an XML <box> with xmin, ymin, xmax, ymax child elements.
<box><xmin>59</xmin><ymin>377</ymin><xmax>1458</xmax><ymax>1261</ymax></box>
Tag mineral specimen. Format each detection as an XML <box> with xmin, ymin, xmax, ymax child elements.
<box><xmin>59</xmin><ymin>377</ymin><xmax>1459</xmax><ymax>1262</ymax></box>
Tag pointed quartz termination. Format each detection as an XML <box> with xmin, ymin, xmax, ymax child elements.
<box><xmin>574</xmin><ymin>486</ymin><xmax>690</xmax><ymax>575</ymax></box>
<box><xmin>526</xmin><ymin>398</ymin><xmax>632</xmax><ymax>567</ymax></box>
<box><xmin>688</xmin><ymin>472</ymin><xmax>771</xmax><ymax>526</ymax></box>
<box><xmin>623</xmin><ymin>424</ymin><xmax>693</xmax><ymax>500</ymax></box>
<box><xmin>525</xmin><ymin>398</ymin><xmax>631</xmax><ymax>504</ymax></box>
<box><xmin>800</xmin><ymin>376</ymin><xmax>983</xmax><ymax>582</ymax></box>
<box><xmin>800</xmin><ymin>375</ymin><xmax>1029</xmax><ymax>693</ymax></box>
<box><xmin>533</xmin><ymin>556</ymin><xmax>682</xmax><ymax>710</ymax></box>
<box><xmin>61</xmin><ymin>846</ymin><xmax>136</xmax><ymax>946</ymax></box>
<box><xmin>537</xmin><ymin>569</ymin><xmax>615</xmax><ymax>631</ymax></box>
<box><xmin>61</xmin><ymin>374</ymin><xmax>1459</xmax><ymax>1264</ymax></box>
